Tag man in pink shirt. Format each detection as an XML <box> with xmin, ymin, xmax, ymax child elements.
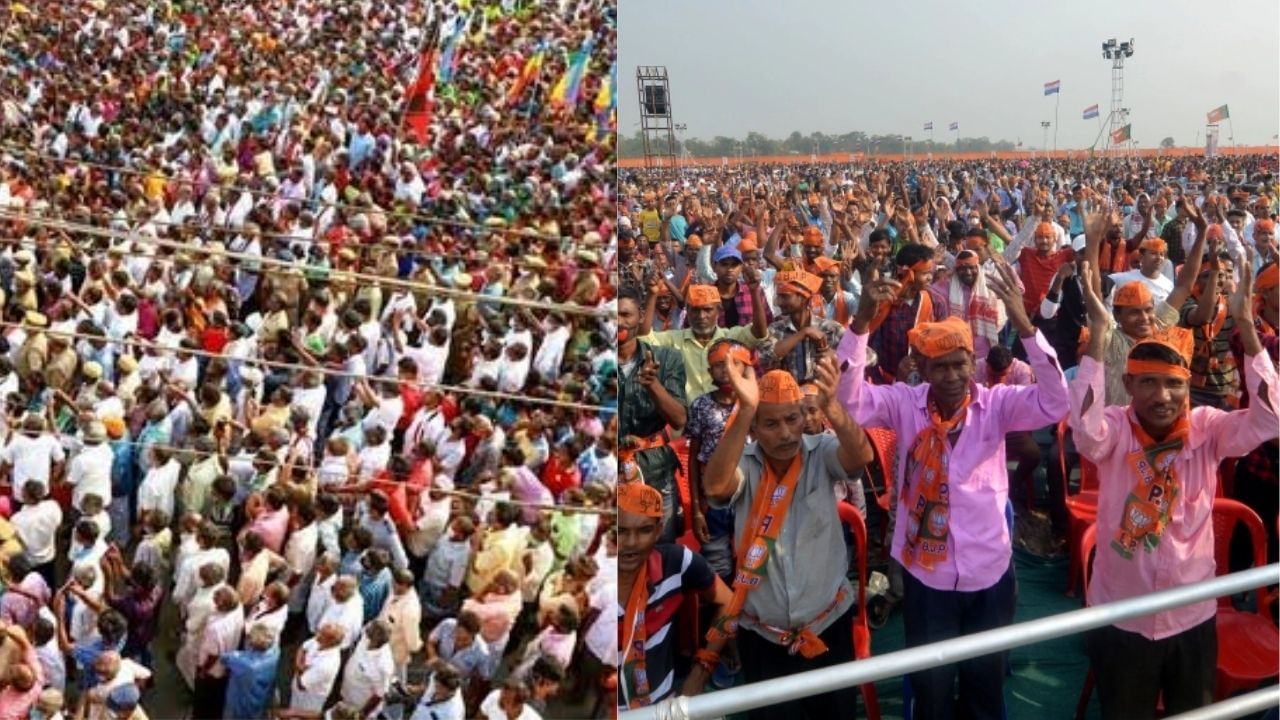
<box><xmin>1069</xmin><ymin>256</ymin><xmax>1277</xmax><ymax>719</ymax></box>
<box><xmin>837</xmin><ymin>259</ymin><xmax>1069</xmax><ymax>720</ymax></box>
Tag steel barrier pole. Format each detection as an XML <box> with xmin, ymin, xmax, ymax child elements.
<box><xmin>619</xmin><ymin>563</ymin><xmax>1280</xmax><ymax>720</ymax></box>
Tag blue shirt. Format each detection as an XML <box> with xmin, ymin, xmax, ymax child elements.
<box><xmin>222</xmin><ymin>646</ymin><xmax>280</xmax><ymax>720</ymax></box>
<box><xmin>668</xmin><ymin>214</ymin><xmax>688</xmax><ymax>242</ymax></box>
<box><xmin>359</xmin><ymin>568</ymin><xmax>393</xmax><ymax>623</ymax></box>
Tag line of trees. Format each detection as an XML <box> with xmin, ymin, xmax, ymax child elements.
<box><xmin>619</xmin><ymin>129</ymin><xmax>1021</xmax><ymax>158</ymax></box>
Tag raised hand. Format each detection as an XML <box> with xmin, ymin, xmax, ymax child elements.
<box><xmin>812</xmin><ymin>353</ymin><xmax>845</xmax><ymax>419</ymax></box>
<box><xmin>1229</xmin><ymin>246</ymin><xmax>1255</xmax><ymax>323</ymax></box>
<box><xmin>638</xmin><ymin>347</ymin><xmax>661</xmax><ymax>390</ymax></box>
<box><xmin>985</xmin><ymin>256</ymin><xmax>1034</xmax><ymax>336</ymax></box>
<box><xmin>725</xmin><ymin>355</ymin><xmax>759</xmax><ymax>409</ymax></box>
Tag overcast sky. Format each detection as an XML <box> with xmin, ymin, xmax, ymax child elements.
<box><xmin>619</xmin><ymin>0</ymin><xmax>1280</xmax><ymax>149</ymax></box>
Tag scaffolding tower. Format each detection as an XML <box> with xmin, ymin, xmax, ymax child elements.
<box><xmin>1102</xmin><ymin>38</ymin><xmax>1134</xmax><ymax>156</ymax></box>
<box><xmin>636</xmin><ymin>66</ymin><xmax>676</xmax><ymax>170</ymax></box>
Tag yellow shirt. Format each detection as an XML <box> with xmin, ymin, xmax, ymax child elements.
<box><xmin>643</xmin><ymin>325</ymin><xmax>761</xmax><ymax>401</ymax></box>
<box><xmin>639</xmin><ymin>209</ymin><xmax>661</xmax><ymax>244</ymax></box>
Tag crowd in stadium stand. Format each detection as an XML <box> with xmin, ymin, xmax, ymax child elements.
<box><xmin>616</xmin><ymin>154</ymin><xmax>1278</xmax><ymax>720</ymax></box>
<box><xmin>0</xmin><ymin>0</ymin><xmax>618</xmax><ymax>717</ymax></box>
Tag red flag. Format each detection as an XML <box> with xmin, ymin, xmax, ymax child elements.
<box><xmin>403</xmin><ymin>49</ymin><xmax>435</xmax><ymax>144</ymax></box>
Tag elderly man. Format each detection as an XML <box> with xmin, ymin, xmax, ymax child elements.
<box><xmin>220</xmin><ymin>624</ymin><xmax>280</xmax><ymax>720</ymax></box>
<box><xmin>700</xmin><ymin>355</ymin><xmax>874</xmax><ymax>720</ymax></box>
<box><xmin>194</xmin><ymin>586</ymin><xmax>245</xmax><ymax>719</ymax></box>
<box><xmin>837</xmin><ymin>258</ymin><xmax>1069</xmax><ymax>720</ymax></box>
<box><xmin>290</xmin><ymin>623</ymin><xmax>345</xmax><ymax>714</ymax></box>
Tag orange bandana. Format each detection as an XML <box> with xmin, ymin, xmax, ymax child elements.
<box><xmin>739</xmin><ymin>234</ymin><xmax>759</xmax><ymax>253</ymax></box>
<box><xmin>707</xmin><ymin>342</ymin><xmax>752</xmax><ymax>366</ymax></box>
<box><xmin>775</xmin><ymin>271</ymin><xmax>822</xmax><ymax>299</ymax></box>
<box><xmin>1035</xmin><ymin>222</ymin><xmax>1055</xmax><ymax>239</ymax></box>
<box><xmin>802</xmin><ymin>226</ymin><xmax>825</xmax><ymax>247</ymax></box>
<box><xmin>908</xmin><ymin>316</ymin><xmax>975</xmax><ymax>358</ymax></box>
<box><xmin>1255</xmin><ymin>219</ymin><xmax>1276</xmax><ymax>234</ymax></box>
<box><xmin>617</xmin><ymin>482</ymin><xmax>663</xmax><ymax>518</ymax></box>
<box><xmin>686</xmin><ymin>284</ymin><xmax>721</xmax><ymax>307</ymax></box>
<box><xmin>759</xmin><ymin>370</ymin><xmax>804</xmax><ymax>404</ymax></box>
<box><xmin>903</xmin><ymin>395</ymin><xmax>971</xmax><ymax>571</ymax></box>
<box><xmin>1139</xmin><ymin>238</ymin><xmax>1167</xmax><ymax>254</ymax></box>
<box><xmin>685</xmin><ymin>235</ymin><xmax>704</xmax><ymax>250</ymax></box>
<box><xmin>1113</xmin><ymin>281</ymin><xmax>1153</xmax><ymax>308</ymax></box>
<box><xmin>1257</xmin><ymin>264</ymin><xmax>1279</xmax><ymax>293</ymax></box>
<box><xmin>1126</xmin><ymin>327</ymin><xmax>1194</xmax><ymax>380</ymax></box>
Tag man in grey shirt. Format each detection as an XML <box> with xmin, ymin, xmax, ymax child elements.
<box><xmin>702</xmin><ymin>353</ymin><xmax>874</xmax><ymax>720</ymax></box>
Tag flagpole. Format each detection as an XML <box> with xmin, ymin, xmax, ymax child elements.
<box><xmin>1054</xmin><ymin>92</ymin><xmax>1059</xmax><ymax>152</ymax></box>
<box><xmin>1228</xmin><ymin>116</ymin><xmax>1236</xmax><ymax>153</ymax></box>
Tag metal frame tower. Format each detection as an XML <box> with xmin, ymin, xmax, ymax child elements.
<box><xmin>1102</xmin><ymin>38</ymin><xmax>1134</xmax><ymax>155</ymax></box>
<box><xmin>636</xmin><ymin>67</ymin><xmax>676</xmax><ymax>170</ymax></box>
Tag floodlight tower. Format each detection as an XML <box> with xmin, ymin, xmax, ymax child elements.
<box><xmin>1101</xmin><ymin>38</ymin><xmax>1134</xmax><ymax>155</ymax></box>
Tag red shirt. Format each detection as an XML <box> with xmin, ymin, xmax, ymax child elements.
<box><xmin>1017</xmin><ymin>247</ymin><xmax>1074</xmax><ymax>316</ymax></box>
<box><xmin>202</xmin><ymin>326</ymin><xmax>230</xmax><ymax>353</ymax></box>
<box><xmin>369</xmin><ymin>474</ymin><xmax>413</xmax><ymax>529</ymax></box>
<box><xmin>540</xmin><ymin>455</ymin><xmax>580</xmax><ymax>499</ymax></box>
<box><xmin>398</xmin><ymin>383</ymin><xmax>423</xmax><ymax>431</ymax></box>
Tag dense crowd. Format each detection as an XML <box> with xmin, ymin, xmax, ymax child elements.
<box><xmin>0</xmin><ymin>0</ymin><xmax>618</xmax><ymax>718</ymax></box>
<box><xmin>616</xmin><ymin>154</ymin><xmax>1279</xmax><ymax>719</ymax></box>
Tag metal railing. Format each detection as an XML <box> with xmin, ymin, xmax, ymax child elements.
<box><xmin>619</xmin><ymin>563</ymin><xmax>1280</xmax><ymax>720</ymax></box>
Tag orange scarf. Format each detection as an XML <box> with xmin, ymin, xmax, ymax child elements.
<box><xmin>704</xmin><ymin>454</ymin><xmax>827</xmax><ymax>657</ymax></box>
<box><xmin>1111</xmin><ymin>410</ymin><xmax>1190</xmax><ymax>559</ymax></box>
<box><xmin>813</xmin><ymin>291</ymin><xmax>850</xmax><ymax>325</ymax></box>
<box><xmin>620</xmin><ymin>551</ymin><xmax>661</xmax><ymax>708</ymax></box>
<box><xmin>1192</xmin><ymin>298</ymin><xmax>1232</xmax><ymax>385</ymax></box>
<box><xmin>903</xmin><ymin>395</ymin><xmax>971</xmax><ymax>571</ymax></box>
<box><xmin>868</xmin><ymin>260</ymin><xmax>934</xmax><ymax>333</ymax></box>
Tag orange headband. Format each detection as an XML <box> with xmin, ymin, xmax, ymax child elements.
<box><xmin>803</xmin><ymin>226</ymin><xmax>825</xmax><ymax>247</ymax></box>
<box><xmin>1206</xmin><ymin>225</ymin><xmax>1225</xmax><ymax>241</ymax></box>
<box><xmin>897</xmin><ymin>259</ymin><xmax>934</xmax><ymax>285</ymax></box>
<box><xmin>1139</xmin><ymin>238</ymin><xmax>1167</xmax><ymax>254</ymax></box>
<box><xmin>738</xmin><ymin>236</ymin><xmax>759</xmax><ymax>253</ymax></box>
<box><xmin>1035</xmin><ymin>222</ymin><xmax>1055</xmax><ymax>239</ymax></box>
<box><xmin>1257</xmin><ymin>263</ymin><xmax>1279</xmax><ymax>293</ymax></box>
<box><xmin>812</xmin><ymin>257</ymin><xmax>839</xmax><ymax>274</ymax></box>
<box><xmin>907</xmin><ymin>316</ymin><xmax>974</xmax><ymax>358</ymax></box>
<box><xmin>1113</xmin><ymin>281</ymin><xmax>1153</xmax><ymax>308</ymax></box>
<box><xmin>775</xmin><ymin>270</ymin><xmax>823</xmax><ymax>298</ymax></box>
<box><xmin>1256</xmin><ymin>219</ymin><xmax>1276</xmax><ymax>234</ymax></box>
<box><xmin>685</xmin><ymin>234</ymin><xmax>703</xmax><ymax>250</ymax></box>
<box><xmin>707</xmin><ymin>343</ymin><xmax>752</xmax><ymax>366</ymax></box>
<box><xmin>759</xmin><ymin>370</ymin><xmax>803</xmax><ymax>404</ymax></box>
<box><xmin>686</xmin><ymin>285</ymin><xmax>720</xmax><ymax>307</ymax></box>
<box><xmin>617</xmin><ymin>482</ymin><xmax>664</xmax><ymax>518</ymax></box>
<box><xmin>1125</xmin><ymin>359</ymin><xmax>1191</xmax><ymax>380</ymax></box>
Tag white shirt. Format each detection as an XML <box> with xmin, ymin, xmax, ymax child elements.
<box><xmin>306</xmin><ymin>574</ymin><xmax>336</xmax><ymax>633</ymax></box>
<box><xmin>138</xmin><ymin>458</ymin><xmax>181</xmax><ymax>520</ymax></box>
<box><xmin>291</xmin><ymin>639</ymin><xmax>342</xmax><ymax>712</ymax></box>
<box><xmin>66</xmin><ymin>442</ymin><xmax>114</xmax><ymax>510</ymax></box>
<box><xmin>285</xmin><ymin>523</ymin><xmax>319</xmax><ymax>610</ymax></box>
<box><xmin>533</xmin><ymin>325</ymin><xmax>570</xmax><ymax>381</ymax></box>
<box><xmin>340</xmin><ymin>637</ymin><xmax>395</xmax><ymax>714</ymax></box>
<box><xmin>198</xmin><ymin>605</ymin><xmax>245</xmax><ymax>678</ymax></box>
<box><xmin>1107</xmin><ymin>268</ymin><xmax>1175</xmax><ymax>310</ymax></box>
<box><xmin>478</xmin><ymin>689</ymin><xmax>543</xmax><ymax>720</ymax></box>
<box><xmin>0</xmin><ymin>433</ymin><xmax>65</xmax><ymax>493</ymax></box>
<box><xmin>409</xmin><ymin>678</ymin><xmax>466</xmax><ymax>720</ymax></box>
<box><xmin>12</xmin><ymin>498</ymin><xmax>62</xmax><ymax>564</ymax></box>
<box><xmin>319</xmin><ymin>595</ymin><xmax>365</xmax><ymax>649</ymax></box>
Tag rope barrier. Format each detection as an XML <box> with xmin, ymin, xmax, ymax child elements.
<box><xmin>0</xmin><ymin>209</ymin><xmax>616</xmax><ymax>318</ymax></box>
<box><xmin>1</xmin><ymin>424</ymin><xmax>616</xmax><ymax>515</ymax></box>
<box><xmin>0</xmin><ymin>320</ymin><xmax>609</xmax><ymax>413</ymax></box>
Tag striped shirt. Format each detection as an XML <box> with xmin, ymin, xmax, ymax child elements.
<box><xmin>617</xmin><ymin>544</ymin><xmax>715</xmax><ymax>708</ymax></box>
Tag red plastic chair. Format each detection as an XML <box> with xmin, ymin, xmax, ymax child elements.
<box><xmin>1073</xmin><ymin>524</ymin><xmax>1098</xmax><ymax>720</ymax></box>
<box><xmin>864</xmin><ymin>427</ymin><xmax>897</xmax><ymax>553</ymax></box>
<box><xmin>1210</xmin><ymin>498</ymin><xmax>1278</xmax><ymax>700</ymax></box>
<box><xmin>1061</xmin><ymin>420</ymin><xmax>1099</xmax><ymax>596</ymax></box>
<box><xmin>842</xmin><ymin>507</ymin><xmax>882</xmax><ymax>720</ymax></box>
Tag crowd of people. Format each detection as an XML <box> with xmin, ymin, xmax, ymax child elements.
<box><xmin>0</xmin><ymin>0</ymin><xmax>619</xmax><ymax>718</ymax></box>
<box><xmin>617</xmin><ymin>154</ymin><xmax>1279</xmax><ymax>720</ymax></box>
